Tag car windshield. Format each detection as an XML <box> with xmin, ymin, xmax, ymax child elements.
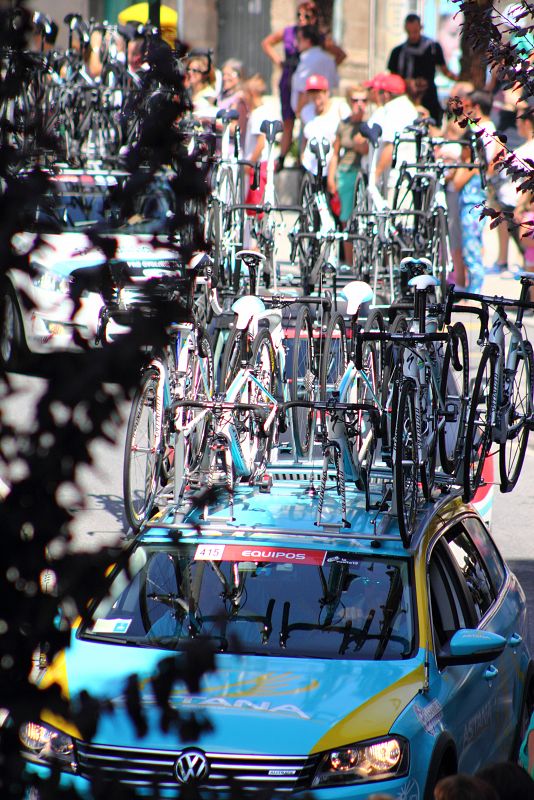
<box><xmin>80</xmin><ymin>543</ymin><xmax>415</xmax><ymax>661</ymax></box>
<box><xmin>20</xmin><ymin>174</ymin><xmax>175</xmax><ymax>234</ymax></box>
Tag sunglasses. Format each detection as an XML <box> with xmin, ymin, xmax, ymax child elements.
<box><xmin>351</xmin><ymin>97</ymin><xmax>367</xmax><ymax>103</ymax></box>
<box><xmin>186</xmin><ymin>67</ymin><xmax>203</xmax><ymax>74</ymax></box>
<box><xmin>297</xmin><ymin>12</ymin><xmax>315</xmax><ymax>20</ymax></box>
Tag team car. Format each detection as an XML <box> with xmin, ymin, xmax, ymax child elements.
<box><xmin>1</xmin><ymin>168</ymin><xmax>181</xmax><ymax>369</ymax></box>
<box><xmin>21</xmin><ymin>471</ymin><xmax>533</xmax><ymax>800</ymax></box>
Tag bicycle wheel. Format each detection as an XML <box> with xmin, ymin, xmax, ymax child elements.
<box><xmin>438</xmin><ymin>321</ymin><xmax>469</xmax><ymax>476</ymax></box>
<box><xmin>319</xmin><ymin>312</ymin><xmax>347</xmax><ymax>400</ymax></box>
<box><xmin>380</xmin><ymin>313</ymin><xmax>408</xmax><ymax>464</ymax></box>
<box><xmin>351</xmin><ymin>309</ymin><xmax>384</xmax><ymax>476</ymax></box>
<box><xmin>463</xmin><ymin>344</ymin><xmax>497</xmax><ymax>502</ymax></box>
<box><xmin>291</xmin><ymin>305</ymin><xmax>316</xmax><ymax>457</ymax></box>
<box><xmin>429</xmin><ymin>207</ymin><xmax>451</xmax><ymax>304</ymax></box>
<box><xmin>394</xmin><ymin>378</ymin><xmax>419</xmax><ymax>547</ymax></box>
<box><xmin>499</xmin><ymin>339</ymin><xmax>534</xmax><ymax>492</ymax></box>
<box><xmin>297</xmin><ymin>172</ymin><xmax>321</xmax><ymax>294</ymax></box>
<box><xmin>219</xmin><ymin>326</ymin><xmax>253</xmax><ymax>393</ymax></box>
<box><xmin>419</xmin><ymin>378</ymin><xmax>439</xmax><ymax>500</ymax></box>
<box><xmin>176</xmin><ymin>332</ymin><xmax>215</xmax><ymax>483</ymax></box>
<box><xmin>247</xmin><ymin>328</ymin><xmax>277</xmax><ymax>475</ymax></box>
<box><xmin>123</xmin><ymin>368</ymin><xmax>163</xmax><ymax>530</ymax></box>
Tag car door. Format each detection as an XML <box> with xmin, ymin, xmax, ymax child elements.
<box><xmin>459</xmin><ymin>515</ymin><xmax>526</xmax><ymax>757</ymax></box>
<box><xmin>427</xmin><ymin>527</ymin><xmax>508</xmax><ymax>770</ymax></box>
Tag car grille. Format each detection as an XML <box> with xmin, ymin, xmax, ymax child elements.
<box><xmin>75</xmin><ymin>742</ymin><xmax>319</xmax><ymax>793</ymax></box>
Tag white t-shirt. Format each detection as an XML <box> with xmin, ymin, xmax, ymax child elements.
<box><xmin>290</xmin><ymin>46</ymin><xmax>339</xmax><ymax>113</ymax></box>
<box><xmin>301</xmin><ymin>101</ymin><xmax>349</xmax><ymax>175</ymax></box>
<box><xmin>374</xmin><ymin>95</ymin><xmax>420</xmax><ymax>191</ymax></box>
<box><xmin>244</xmin><ymin>104</ymin><xmax>280</xmax><ymax>162</ymax></box>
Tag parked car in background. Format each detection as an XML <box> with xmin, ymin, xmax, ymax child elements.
<box><xmin>20</xmin><ymin>474</ymin><xmax>533</xmax><ymax>800</ymax></box>
<box><xmin>0</xmin><ymin>168</ymin><xmax>181</xmax><ymax>369</ymax></box>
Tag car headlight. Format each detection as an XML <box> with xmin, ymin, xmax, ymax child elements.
<box><xmin>312</xmin><ymin>737</ymin><xmax>408</xmax><ymax>787</ymax></box>
<box><xmin>32</xmin><ymin>267</ymin><xmax>71</xmax><ymax>296</ymax></box>
<box><xmin>19</xmin><ymin>721</ymin><xmax>76</xmax><ymax>771</ymax></box>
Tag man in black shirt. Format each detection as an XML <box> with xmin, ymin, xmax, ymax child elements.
<box><xmin>387</xmin><ymin>13</ymin><xmax>458</xmax><ymax>125</ymax></box>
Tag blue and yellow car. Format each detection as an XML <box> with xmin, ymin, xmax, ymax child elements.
<box><xmin>22</xmin><ymin>471</ymin><xmax>533</xmax><ymax>799</ymax></box>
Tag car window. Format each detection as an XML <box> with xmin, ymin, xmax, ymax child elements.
<box><xmin>429</xmin><ymin>539</ymin><xmax>473</xmax><ymax>649</ymax></box>
<box><xmin>444</xmin><ymin>525</ymin><xmax>495</xmax><ymax>621</ymax></box>
<box><xmin>462</xmin><ymin>516</ymin><xmax>506</xmax><ymax>594</ymax></box>
<box><xmin>81</xmin><ymin>545</ymin><xmax>416</xmax><ymax>661</ymax></box>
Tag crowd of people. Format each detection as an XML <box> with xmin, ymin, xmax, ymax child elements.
<box><xmin>179</xmin><ymin>3</ymin><xmax>532</xmax><ymax>293</ymax></box>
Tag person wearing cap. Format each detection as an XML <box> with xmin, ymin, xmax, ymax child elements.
<box><xmin>387</xmin><ymin>14</ymin><xmax>458</xmax><ymax>125</ymax></box>
<box><xmin>372</xmin><ymin>76</ymin><xmax>429</xmax><ymax>199</ymax></box>
<box><xmin>300</xmin><ymin>74</ymin><xmax>349</xmax><ymax>177</ymax></box>
<box><xmin>290</xmin><ymin>24</ymin><xmax>339</xmax><ymax>117</ymax></box>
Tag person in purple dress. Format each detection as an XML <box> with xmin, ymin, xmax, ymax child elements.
<box><xmin>262</xmin><ymin>2</ymin><xmax>345</xmax><ymax>170</ymax></box>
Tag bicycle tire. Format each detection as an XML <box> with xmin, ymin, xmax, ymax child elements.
<box><xmin>380</xmin><ymin>313</ymin><xmax>408</xmax><ymax>463</ymax></box>
<box><xmin>419</xmin><ymin>376</ymin><xmax>439</xmax><ymax>500</ymax></box>
<box><xmin>298</xmin><ymin>172</ymin><xmax>321</xmax><ymax>294</ymax></box>
<box><xmin>499</xmin><ymin>339</ymin><xmax>534</xmax><ymax>492</ymax></box>
<box><xmin>291</xmin><ymin>305</ymin><xmax>316</xmax><ymax>457</ymax></box>
<box><xmin>430</xmin><ymin>207</ymin><xmax>451</xmax><ymax>304</ymax></box>
<box><xmin>438</xmin><ymin>321</ymin><xmax>469</xmax><ymax>476</ymax></box>
<box><xmin>219</xmin><ymin>325</ymin><xmax>251</xmax><ymax>393</ymax></box>
<box><xmin>463</xmin><ymin>344</ymin><xmax>497</xmax><ymax>502</ymax></box>
<box><xmin>175</xmin><ymin>332</ymin><xmax>215</xmax><ymax>484</ymax></box>
<box><xmin>248</xmin><ymin>328</ymin><xmax>277</xmax><ymax>475</ymax></box>
<box><xmin>394</xmin><ymin>378</ymin><xmax>419</xmax><ymax>547</ymax></box>
<box><xmin>123</xmin><ymin>368</ymin><xmax>163</xmax><ymax>531</ymax></box>
<box><xmin>319</xmin><ymin>312</ymin><xmax>347</xmax><ymax>400</ymax></box>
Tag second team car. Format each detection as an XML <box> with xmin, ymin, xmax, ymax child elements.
<box><xmin>0</xmin><ymin>167</ymin><xmax>182</xmax><ymax>369</ymax></box>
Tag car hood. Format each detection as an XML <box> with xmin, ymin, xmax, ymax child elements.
<box><xmin>42</xmin><ymin>638</ymin><xmax>425</xmax><ymax>755</ymax></box>
<box><xmin>13</xmin><ymin>232</ymin><xmax>180</xmax><ymax>277</ymax></box>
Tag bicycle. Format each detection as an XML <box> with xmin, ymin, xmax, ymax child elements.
<box><xmin>449</xmin><ymin>276</ymin><xmax>534</xmax><ymax>501</ymax></box>
<box><xmin>355</xmin><ymin>258</ymin><xmax>469</xmax><ymax>544</ymax></box>
<box><xmin>100</xmin><ymin>253</ymin><xmax>217</xmax><ymax>529</ymax></box>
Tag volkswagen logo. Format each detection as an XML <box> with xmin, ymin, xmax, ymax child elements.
<box><xmin>174</xmin><ymin>749</ymin><xmax>209</xmax><ymax>784</ymax></box>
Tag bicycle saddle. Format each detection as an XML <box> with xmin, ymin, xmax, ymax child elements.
<box><xmin>360</xmin><ymin>122</ymin><xmax>382</xmax><ymax>148</ymax></box>
<box><xmin>231</xmin><ymin>295</ymin><xmax>266</xmax><ymax>329</ymax></box>
<box><xmin>408</xmin><ymin>274</ymin><xmax>439</xmax><ymax>291</ymax></box>
<box><xmin>340</xmin><ymin>280</ymin><xmax>375</xmax><ymax>317</ymax></box>
<box><xmin>236</xmin><ymin>249</ymin><xmax>266</xmax><ymax>268</ymax></box>
<box><xmin>260</xmin><ymin>119</ymin><xmax>283</xmax><ymax>144</ymax></box>
<box><xmin>309</xmin><ymin>137</ymin><xmax>330</xmax><ymax>158</ymax></box>
<box><xmin>216</xmin><ymin>108</ymin><xmax>239</xmax><ymax>123</ymax></box>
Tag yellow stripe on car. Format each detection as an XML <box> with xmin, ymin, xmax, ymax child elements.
<box><xmin>311</xmin><ymin>664</ymin><xmax>425</xmax><ymax>752</ymax></box>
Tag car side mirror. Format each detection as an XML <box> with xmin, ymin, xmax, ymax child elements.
<box><xmin>438</xmin><ymin>629</ymin><xmax>506</xmax><ymax>668</ymax></box>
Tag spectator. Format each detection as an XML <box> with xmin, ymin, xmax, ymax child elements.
<box><xmin>373</xmin><ymin>76</ymin><xmax>427</xmax><ymax>197</ymax></box>
<box><xmin>447</xmin><ymin>133</ymin><xmax>486</xmax><ymax>294</ymax></box>
<box><xmin>434</xmin><ymin>774</ymin><xmax>498</xmax><ymax>800</ymax></box>
<box><xmin>261</xmin><ymin>2</ymin><xmax>345</xmax><ymax>170</ymax></box>
<box><xmin>243</xmin><ymin>74</ymin><xmax>277</xmax><ymax>210</ymax></box>
<box><xmin>218</xmin><ymin>58</ymin><xmax>249</xmax><ymax>143</ymax></box>
<box><xmin>477</xmin><ymin>761</ymin><xmax>534</xmax><ymax>800</ymax></box>
<box><xmin>184</xmin><ymin>55</ymin><xmax>217</xmax><ymax>121</ymax></box>
<box><xmin>290</xmin><ymin>24</ymin><xmax>339</xmax><ymax>118</ymax></box>
<box><xmin>387</xmin><ymin>13</ymin><xmax>458</xmax><ymax>125</ymax></box>
<box><xmin>327</xmin><ymin>84</ymin><xmax>369</xmax><ymax>262</ymax></box>
<box><xmin>494</xmin><ymin>103</ymin><xmax>534</xmax><ymax>272</ymax></box>
<box><xmin>300</xmin><ymin>74</ymin><xmax>349</xmax><ymax>176</ymax></box>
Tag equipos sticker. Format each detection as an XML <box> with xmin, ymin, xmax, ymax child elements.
<box><xmin>92</xmin><ymin>618</ymin><xmax>132</xmax><ymax>634</ymax></box>
<box><xmin>194</xmin><ymin>544</ymin><xmax>326</xmax><ymax>565</ymax></box>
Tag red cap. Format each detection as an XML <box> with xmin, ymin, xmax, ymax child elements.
<box><xmin>364</xmin><ymin>72</ymin><xmax>406</xmax><ymax>95</ymax></box>
<box><xmin>380</xmin><ymin>74</ymin><xmax>406</xmax><ymax>95</ymax></box>
<box><xmin>305</xmin><ymin>73</ymin><xmax>330</xmax><ymax>92</ymax></box>
<box><xmin>363</xmin><ymin>72</ymin><xmax>388</xmax><ymax>89</ymax></box>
